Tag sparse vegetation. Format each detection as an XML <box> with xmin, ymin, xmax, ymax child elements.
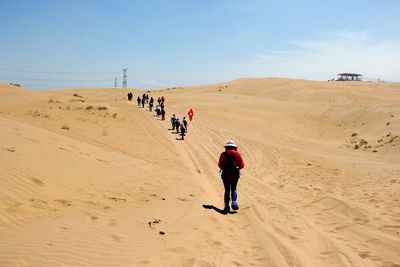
<box><xmin>112</xmin><ymin>113</ymin><xmax>117</xmax><ymax>118</ymax></box>
<box><xmin>359</xmin><ymin>139</ymin><xmax>368</xmax><ymax>146</ymax></box>
<box><xmin>61</xmin><ymin>124</ymin><xmax>70</xmax><ymax>130</ymax></box>
<box><xmin>347</xmin><ymin>131</ymin><xmax>398</xmax><ymax>152</ymax></box>
<box><xmin>9</xmin><ymin>83</ymin><xmax>21</xmax><ymax>87</ymax></box>
<box><xmin>48</xmin><ymin>99</ymin><xmax>61</xmax><ymax>104</ymax></box>
<box><xmin>73</xmin><ymin>93</ymin><xmax>83</xmax><ymax>98</ymax></box>
<box><xmin>85</xmin><ymin>105</ymin><xmax>108</xmax><ymax>111</ymax></box>
<box><xmin>29</xmin><ymin>110</ymin><xmax>49</xmax><ymax>118</ymax></box>
<box><xmin>70</xmin><ymin>98</ymin><xmax>85</xmax><ymax>102</ymax></box>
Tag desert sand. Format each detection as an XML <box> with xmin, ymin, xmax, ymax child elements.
<box><xmin>0</xmin><ymin>78</ymin><xmax>399</xmax><ymax>267</ymax></box>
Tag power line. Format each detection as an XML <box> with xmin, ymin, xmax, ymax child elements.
<box><xmin>0</xmin><ymin>67</ymin><xmax>177</xmax><ymax>88</ymax></box>
<box><xmin>0</xmin><ymin>76</ymin><xmax>116</xmax><ymax>82</ymax></box>
<box><xmin>0</xmin><ymin>67</ymin><xmax>120</xmax><ymax>75</ymax></box>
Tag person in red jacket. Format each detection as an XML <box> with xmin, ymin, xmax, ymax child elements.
<box><xmin>218</xmin><ymin>140</ymin><xmax>244</xmax><ymax>213</ymax></box>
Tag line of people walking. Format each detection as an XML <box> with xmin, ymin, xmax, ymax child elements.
<box><xmin>127</xmin><ymin>92</ymin><xmax>188</xmax><ymax>140</ymax></box>
<box><xmin>127</xmin><ymin>92</ymin><xmax>245</xmax><ymax>214</ymax></box>
<box><xmin>170</xmin><ymin>114</ymin><xmax>188</xmax><ymax>140</ymax></box>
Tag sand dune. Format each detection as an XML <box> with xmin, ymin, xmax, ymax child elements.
<box><xmin>0</xmin><ymin>79</ymin><xmax>399</xmax><ymax>266</ymax></box>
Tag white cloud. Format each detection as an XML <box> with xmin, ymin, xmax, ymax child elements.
<box><xmin>241</xmin><ymin>31</ymin><xmax>400</xmax><ymax>82</ymax></box>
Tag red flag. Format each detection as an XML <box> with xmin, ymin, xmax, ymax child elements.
<box><xmin>187</xmin><ymin>108</ymin><xmax>194</xmax><ymax>121</ymax></box>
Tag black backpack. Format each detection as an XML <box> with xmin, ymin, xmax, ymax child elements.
<box><xmin>221</xmin><ymin>152</ymin><xmax>240</xmax><ymax>179</ymax></box>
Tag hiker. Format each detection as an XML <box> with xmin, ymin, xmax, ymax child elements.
<box><xmin>179</xmin><ymin>123</ymin><xmax>186</xmax><ymax>140</ymax></box>
<box><xmin>161</xmin><ymin>108</ymin><xmax>165</xmax><ymax>120</ymax></box>
<box><xmin>175</xmin><ymin>118</ymin><xmax>181</xmax><ymax>133</ymax></box>
<box><xmin>141</xmin><ymin>97</ymin><xmax>145</xmax><ymax>108</ymax></box>
<box><xmin>218</xmin><ymin>140</ymin><xmax>244</xmax><ymax>213</ymax></box>
<box><xmin>149</xmin><ymin>101</ymin><xmax>153</xmax><ymax>112</ymax></box>
<box><xmin>155</xmin><ymin>105</ymin><xmax>161</xmax><ymax>116</ymax></box>
<box><xmin>171</xmin><ymin>114</ymin><xmax>176</xmax><ymax>130</ymax></box>
<box><xmin>137</xmin><ymin>96</ymin><xmax>141</xmax><ymax>107</ymax></box>
<box><xmin>182</xmin><ymin>117</ymin><xmax>188</xmax><ymax>132</ymax></box>
<box><xmin>127</xmin><ymin>92</ymin><xmax>133</xmax><ymax>101</ymax></box>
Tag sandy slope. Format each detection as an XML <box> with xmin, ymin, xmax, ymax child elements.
<box><xmin>0</xmin><ymin>79</ymin><xmax>399</xmax><ymax>267</ymax></box>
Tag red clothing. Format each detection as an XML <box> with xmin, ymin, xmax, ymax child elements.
<box><xmin>218</xmin><ymin>149</ymin><xmax>244</xmax><ymax>170</ymax></box>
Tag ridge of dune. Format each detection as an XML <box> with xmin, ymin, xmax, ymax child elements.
<box><xmin>0</xmin><ymin>78</ymin><xmax>399</xmax><ymax>266</ymax></box>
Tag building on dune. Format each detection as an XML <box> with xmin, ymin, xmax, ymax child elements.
<box><xmin>337</xmin><ymin>73</ymin><xmax>363</xmax><ymax>81</ymax></box>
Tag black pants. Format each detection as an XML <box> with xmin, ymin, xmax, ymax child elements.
<box><xmin>223</xmin><ymin>177</ymin><xmax>238</xmax><ymax>206</ymax></box>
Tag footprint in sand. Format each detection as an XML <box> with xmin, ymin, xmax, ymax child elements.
<box><xmin>353</xmin><ymin>217</ymin><xmax>369</xmax><ymax>224</ymax></box>
<box><xmin>107</xmin><ymin>196</ymin><xmax>126</xmax><ymax>202</ymax></box>
<box><xmin>96</xmin><ymin>158</ymin><xmax>109</xmax><ymax>163</ymax></box>
<box><xmin>206</xmin><ymin>239</ymin><xmax>222</xmax><ymax>247</ymax></box>
<box><xmin>29</xmin><ymin>177</ymin><xmax>45</xmax><ymax>187</ymax></box>
<box><xmin>108</xmin><ymin>219</ymin><xmax>117</xmax><ymax>227</ymax></box>
<box><xmin>55</xmin><ymin>199</ymin><xmax>72</xmax><ymax>206</ymax></box>
<box><xmin>109</xmin><ymin>234</ymin><xmax>121</xmax><ymax>242</ymax></box>
<box><xmin>30</xmin><ymin>198</ymin><xmax>48</xmax><ymax>209</ymax></box>
<box><xmin>85</xmin><ymin>200</ymin><xmax>99</xmax><ymax>206</ymax></box>
<box><xmin>58</xmin><ymin>147</ymin><xmax>72</xmax><ymax>152</ymax></box>
<box><xmin>1</xmin><ymin>147</ymin><xmax>16</xmax><ymax>152</ymax></box>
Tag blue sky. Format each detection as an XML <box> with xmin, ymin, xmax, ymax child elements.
<box><xmin>0</xmin><ymin>0</ymin><xmax>399</xmax><ymax>89</ymax></box>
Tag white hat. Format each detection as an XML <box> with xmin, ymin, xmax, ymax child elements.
<box><xmin>224</xmin><ymin>140</ymin><xmax>237</xmax><ymax>148</ymax></box>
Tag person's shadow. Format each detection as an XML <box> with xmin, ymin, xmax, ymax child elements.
<box><xmin>202</xmin><ymin>204</ymin><xmax>237</xmax><ymax>215</ymax></box>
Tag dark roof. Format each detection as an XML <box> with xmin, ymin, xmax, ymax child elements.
<box><xmin>338</xmin><ymin>73</ymin><xmax>362</xmax><ymax>76</ymax></box>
